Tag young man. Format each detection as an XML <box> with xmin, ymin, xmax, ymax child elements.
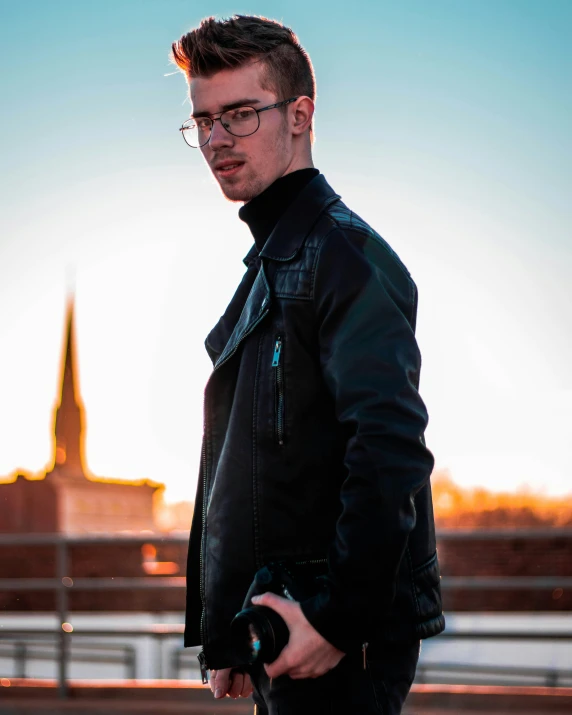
<box><xmin>171</xmin><ymin>15</ymin><xmax>445</xmax><ymax>714</ymax></box>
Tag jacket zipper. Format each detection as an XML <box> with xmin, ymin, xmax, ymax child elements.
<box><xmin>196</xmin><ymin>279</ymin><xmax>270</xmax><ymax>680</ymax></box>
<box><xmin>197</xmin><ymin>394</ymin><xmax>209</xmax><ymax>683</ymax></box>
<box><xmin>198</xmin><ymin>648</ymin><xmax>208</xmax><ymax>684</ymax></box>
<box><xmin>272</xmin><ymin>336</ymin><xmax>285</xmax><ymax>446</ymax></box>
<box><xmin>295</xmin><ymin>558</ymin><xmax>327</xmax><ymax>566</ymax></box>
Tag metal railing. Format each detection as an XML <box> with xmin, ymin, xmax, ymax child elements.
<box><xmin>1</xmin><ymin>531</ymin><xmax>571</xmax><ymax>698</ymax></box>
<box><xmin>0</xmin><ymin>640</ymin><xmax>136</xmax><ymax>680</ymax></box>
<box><xmin>0</xmin><ymin>533</ymin><xmax>186</xmax><ymax>697</ymax></box>
<box><xmin>415</xmin><ymin>660</ymin><xmax>572</xmax><ymax>688</ymax></box>
<box><xmin>416</xmin><ymin>629</ymin><xmax>572</xmax><ymax>689</ymax></box>
<box><xmin>2</xmin><ymin>628</ymin><xmax>572</xmax><ymax>689</ymax></box>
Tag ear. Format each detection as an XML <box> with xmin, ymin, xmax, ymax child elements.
<box><xmin>291</xmin><ymin>96</ymin><xmax>314</xmax><ymax>136</ymax></box>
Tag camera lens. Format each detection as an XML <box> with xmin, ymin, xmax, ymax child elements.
<box><xmin>230</xmin><ymin>605</ymin><xmax>290</xmax><ymax>665</ymax></box>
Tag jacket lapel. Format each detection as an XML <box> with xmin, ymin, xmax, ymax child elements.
<box><xmin>204</xmin><ymin>256</ymin><xmax>261</xmax><ymax>365</ymax></box>
<box><xmin>213</xmin><ymin>261</ymin><xmax>271</xmax><ymax>371</ymax></box>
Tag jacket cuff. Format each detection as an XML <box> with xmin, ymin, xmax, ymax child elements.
<box><xmin>299</xmin><ymin>580</ymin><xmax>364</xmax><ymax>657</ymax></box>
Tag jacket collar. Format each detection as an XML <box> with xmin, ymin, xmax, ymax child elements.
<box><xmin>242</xmin><ymin>174</ymin><xmax>341</xmax><ymax>266</ymax></box>
<box><xmin>242</xmin><ymin>243</ymin><xmax>259</xmax><ymax>268</ymax></box>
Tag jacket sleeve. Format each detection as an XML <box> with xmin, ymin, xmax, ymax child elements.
<box><xmin>299</xmin><ymin>225</ymin><xmax>435</xmax><ymax>655</ymax></box>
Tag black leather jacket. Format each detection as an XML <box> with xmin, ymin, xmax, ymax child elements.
<box><xmin>184</xmin><ymin>174</ymin><xmax>445</xmax><ymax>671</ymax></box>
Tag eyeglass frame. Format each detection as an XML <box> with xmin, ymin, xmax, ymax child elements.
<box><xmin>178</xmin><ymin>97</ymin><xmax>300</xmax><ymax>148</ymax></box>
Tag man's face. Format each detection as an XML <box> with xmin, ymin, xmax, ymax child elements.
<box><xmin>189</xmin><ymin>62</ymin><xmax>294</xmax><ymax>203</ymax></box>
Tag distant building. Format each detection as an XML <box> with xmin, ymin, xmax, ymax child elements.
<box><xmin>0</xmin><ymin>295</ymin><xmax>162</xmax><ymax>533</ymax></box>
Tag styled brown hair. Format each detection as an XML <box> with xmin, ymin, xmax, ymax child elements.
<box><xmin>171</xmin><ymin>15</ymin><xmax>316</xmax><ymax>129</ymax></box>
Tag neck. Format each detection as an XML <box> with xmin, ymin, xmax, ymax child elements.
<box><xmin>243</xmin><ymin>153</ymin><xmax>315</xmax><ymax>208</ymax></box>
<box><xmin>278</xmin><ymin>153</ymin><xmax>315</xmax><ymax>182</ymax></box>
<box><xmin>238</xmin><ymin>167</ymin><xmax>320</xmax><ymax>250</ymax></box>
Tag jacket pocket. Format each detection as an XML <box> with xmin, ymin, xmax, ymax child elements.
<box><xmin>411</xmin><ymin>550</ymin><xmax>442</xmax><ymax>621</ymax></box>
<box><xmin>272</xmin><ymin>334</ymin><xmax>285</xmax><ymax>446</ymax></box>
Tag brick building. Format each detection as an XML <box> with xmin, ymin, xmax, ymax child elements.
<box><xmin>0</xmin><ymin>295</ymin><xmax>162</xmax><ymax>534</ymax></box>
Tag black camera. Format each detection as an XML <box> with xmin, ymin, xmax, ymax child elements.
<box><xmin>229</xmin><ymin>560</ymin><xmax>325</xmax><ymax>666</ymax></box>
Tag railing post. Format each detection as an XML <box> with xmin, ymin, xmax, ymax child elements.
<box><xmin>56</xmin><ymin>538</ymin><xmax>69</xmax><ymax>699</ymax></box>
<box><xmin>171</xmin><ymin>647</ymin><xmax>180</xmax><ymax>680</ymax></box>
<box><xmin>126</xmin><ymin>645</ymin><xmax>137</xmax><ymax>680</ymax></box>
<box><xmin>155</xmin><ymin>633</ymin><xmax>163</xmax><ymax>680</ymax></box>
<box><xmin>546</xmin><ymin>668</ymin><xmax>559</xmax><ymax>687</ymax></box>
<box><xmin>14</xmin><ymin>642</ymin><xmax>26</xmax><ymax>679</ymax></box>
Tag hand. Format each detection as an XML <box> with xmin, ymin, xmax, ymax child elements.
<box><xmin>209</xmin><ymin>667</ymin><xmax>253</xmax><ymax>699</ymax></box>
<box><xmin>251</xmin><ymin>592</ymin><xmax>345</xmax><ymax>679</ymax></box>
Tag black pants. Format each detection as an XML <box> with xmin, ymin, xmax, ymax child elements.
<box><xmin>248</xmin><ymin>640</ymin><xmax>420</xmax><ymax>715</ymax></box>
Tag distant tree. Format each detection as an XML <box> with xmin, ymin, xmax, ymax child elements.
<box><xmin>431</xmin><ymin>469</ymin><xmax>572</xmax><ymax>529</ymax></box>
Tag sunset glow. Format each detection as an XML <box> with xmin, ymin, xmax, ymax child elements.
<box><xmin>432</xmin><ymin>470</ymin><xmax>572</xmax><ymax>529</ymax></box>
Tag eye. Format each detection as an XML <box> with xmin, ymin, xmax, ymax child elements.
<box><xmin>230</xmin><ymin>108</ymin><xmax>256</xmax><ymax>122</ymax></box>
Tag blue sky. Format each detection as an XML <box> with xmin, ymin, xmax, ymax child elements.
<box><xmin>0</xmin><ymin>0</ymin><xmax>571</xmax><ymax>502</ymax></box>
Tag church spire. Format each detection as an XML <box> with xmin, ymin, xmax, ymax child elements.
<box><xmin>51</xmin><ymin>293</ymin><xmax>86</xmax><ymax>477</ymax></box>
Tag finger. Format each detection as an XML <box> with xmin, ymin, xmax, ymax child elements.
<box><xmin>289</xmin><ymin>668</ymin><xmax>322</xmax><ymax>680</ymax></box>
<box><xmin>227</xmin><ymin>671</ymin><xmax>244</xmax><ymax>699</ymax></box>
<box><xmin>286</xmin><ymin>649</ymin><xmax>338</xmax><ymax>682</ymax></box>
<box><xmin>264</xmin><ymin>659</ymin><xmax>285</xmax><ymax>679</ymax></box>
<box><xmin>214</xmin><ymin>668</ymin><xmax>231</xmax><ymax>698</ymax></box>
<box><xmin>287</xmin><ymin>670</ymin><xmax>306</xmax><ymax>680</ymax></box>
<box><xmin>264</xmin><ymin>646</ymin><xmax>293</xmax><ymax>680</ymax></box>
<box><xmin>209</xmin><ymin>670</ymin><xmax>217</xmax><ymax>694</ymax></box>
<box><xmin>240</xmin><ymin>672</ymin><xmax>253</xmax><ymax>697</ymax></box>
<box><xmin>251</xmin><ymin>592</ymin><xmax>294</xmax><ymax>618</ymax></box>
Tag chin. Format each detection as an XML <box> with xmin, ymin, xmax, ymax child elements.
<box><xmin>220</xmin><ymin>187</ymin><xmax>251</xmax><ymax>203</ymax></box>
<box><xmin>218</xmin><ymin>181</ymin><xmax>263</xmax><ymax>204</ymax></box>
<box><xmin>213</xmin><ymin>165</ymin><xmax>275</xmax><ymax>203</ymax></box>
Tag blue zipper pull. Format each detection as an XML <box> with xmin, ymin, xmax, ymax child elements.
<box><xmin>272</xmin><ymin>338</ymin><xmax>282</xmax><ymax>367</ymax></box>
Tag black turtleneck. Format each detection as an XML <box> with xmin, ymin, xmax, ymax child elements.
<box><xmin>238</xmin><ymin>168</ymin><xmax>320</xmax><ymax>251</ymax></box>
<box><xmin>206</xmin><ymin>168</ymin><xmax>319</xmax><ymax>363</ymax></box>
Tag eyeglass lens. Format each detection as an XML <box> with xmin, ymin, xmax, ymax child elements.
<box><xmin>182</xmin><ymin>106</ymin><xmax>260</xmax><ymax>147</ymax></box>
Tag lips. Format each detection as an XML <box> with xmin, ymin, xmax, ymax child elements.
<box><xmin>213</xmin><ymin>159</ymin><xmax>245</xmax><ymax>178</ymax></box>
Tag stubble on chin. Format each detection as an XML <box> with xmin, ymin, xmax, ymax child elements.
<box><xmin>219</xmin><ymin>185</ymin><xmax>254</xmax><ymax>203</ymax></box>
<box><xmin>217</xmin><ymin>174</ymin><xmax>265</xmax><ymax>204</ymax></box>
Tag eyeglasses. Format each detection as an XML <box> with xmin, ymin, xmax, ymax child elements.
<box><xmin>179</xmin><ymin>97</ymin><xmax>299</xmax><ymax>148</ymax></box>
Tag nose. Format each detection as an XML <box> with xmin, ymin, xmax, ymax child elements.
<box><xmin>207</xmin><ymin>118</ymin><xmax>234</xmax><ymax>151</ymax></box>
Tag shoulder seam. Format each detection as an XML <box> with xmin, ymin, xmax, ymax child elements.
<box><xmin>323</xmin><ymin>206</ymin><xmax>415</xmax><ymax>287</ymax></box>
<box><xmin>310</xmin><ymin>222</ymin><xmax>340</xmax><ymax>300</ymax></box>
